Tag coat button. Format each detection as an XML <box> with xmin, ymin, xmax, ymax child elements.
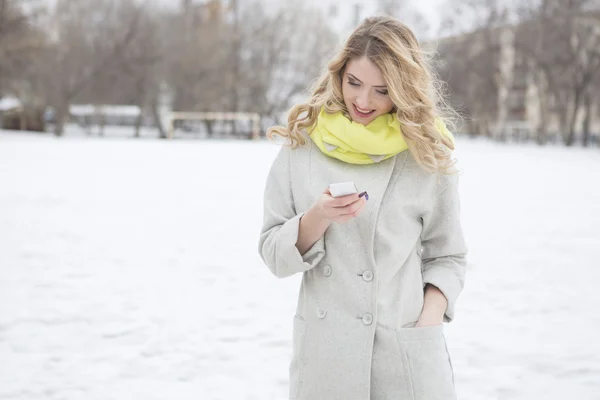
<box><xmin>317</xmin><ymin>308</ymin><xmax>327</xmax><ymax>319</ymax></box>
<box><xmin>362</xmin><ymin>270</ymin><xmax>374</xmax><ymax>282</ymax></box>
<box><xmin>324</xmin><ymin>265</ymin><xmax>332</xmax><ymax>277</ymax></box>
<box><xmin>362</xmin><ymin>313</ymin><xmax>373</xmax><ymax>325</ymax></box>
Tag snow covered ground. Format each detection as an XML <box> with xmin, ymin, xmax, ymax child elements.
<box><xmin>1</xmin><ymin>130</ymin><xmax>599</xmax><ymax>400</ymax></box>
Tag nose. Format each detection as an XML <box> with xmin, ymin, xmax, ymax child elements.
<box><xmin>355</xmin><ymin>89</ymin><xmax>371</xmax><ymax>109</ymax></box>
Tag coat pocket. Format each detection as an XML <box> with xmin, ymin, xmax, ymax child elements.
<box><xmin>289</xmin><ymin>315</ymin><xmax>308</xmax><ymax>400</ymax></box>
<box><xmin>395</xmin><ymin>325</ymin><xmax>456</xmax><ymax>400</ymax></box>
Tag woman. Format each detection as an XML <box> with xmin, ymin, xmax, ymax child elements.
<box><xmin>258</xmin><ymin>15</ymin><xmax>467</xmax><ymax>400</ymax></box>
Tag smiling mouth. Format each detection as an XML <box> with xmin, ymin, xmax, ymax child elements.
<box><xmin>353</xmin><ymin>104</ymin><xmax>375</xmax><ymax>118</ymax></box>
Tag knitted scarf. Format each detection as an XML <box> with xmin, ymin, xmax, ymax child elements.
<box><xmin>309</xmin><ymin>107</ymin><xmax>453</xmax><ymax>165</ymax></box>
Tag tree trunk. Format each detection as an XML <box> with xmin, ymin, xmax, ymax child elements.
<box><xmin>151</xmin><ymin>100</ymin><xmax>166</xmax><ymax>139</ymax></box>
<box><xmin>495</xmin><ymin>73</ymin><xmax>510</xmax><ymax>143</ymax></box>
<box><xmin>54</xmin><ymin>104</ymin><xmax>68</xmax><ymax>137</ymax></box>
<box><xmin>134</xmin><ymin>77</ymin><xmax>147</xmax><ymax>138</ymax></box>
<box><xmin>84</xmin><ymin>114</ymin><xmax>93</xmax><ymax>135</ymax></box>
<box><xmin>565</xmin><ymin>88</ymin><xmax>583</xmax><ymax>146</ymax></box>
<box><xmin>134</xmin><ymin>110</ymin><xmax>143</xmax><ymax>138</ymax></box>
<box><xmin>558</xmin><ymin>106</ymin><xmax>568</xmax><ymax>145</ymax></box>
<box><xmin>231</xmin><ymin>0</ymin><xmax>239</xmax><ymax>135</ymax></box>
<box><xmin>534</xmin><ymin>72</ymin><xmax>548</xmax><ymax>145</ymax></box>
<box><xmin>99</xmin><ymin>112</ymin><xmax>106</xmax><ymax>137</ymax></box>
<box><xmin>230</xmin><ymin>120</ymin><xmax>237</xmax><ymax>138</ymax></box>
<box><xmin>468</xmin><ymin>119</ymin><xmax>477</xmax><ymax>138</ymax></box>
<box><xmin>582</xmin><ymin>88</ymin><xmax>592</xmax><ymax>147</ymax></box>
<box><xmin>19</xmin><ymin>109</ymin><xmax>27</xmax><ymax>131</ymax></box>
<box><xmin>204</xmin><ymin>120</ymin><xmax>214</xmax><ymax>137</ymax></box>
<box><xmin>484</xmin><ymin>118</ymin><xmax>494</xmax><ymax>139</ymax></box>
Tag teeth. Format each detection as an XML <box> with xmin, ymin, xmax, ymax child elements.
<box><xmin>355</xmin><ymin>105</ymin><xmax>373</xmax><ymax>114</ymax></box>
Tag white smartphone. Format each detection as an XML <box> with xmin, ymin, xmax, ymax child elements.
<box><xmin>329</xmin><ymin>181</ymin><xmax>359</xmax><ymax>198</ymax></box>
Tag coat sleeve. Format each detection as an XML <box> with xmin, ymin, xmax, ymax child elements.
<box><xmin>420</xmin><ymin>173</ymin><xmax>468</xmax><ymax>322</ymax></box>
<box><xmin>258</xmin><ymin>145</ymin><xmax>326</xmax><ymax>279</ymax></box>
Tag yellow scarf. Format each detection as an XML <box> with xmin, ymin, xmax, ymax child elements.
<box><xmin>309</xmin><ymin>107</ymin><xmax>453</xmax><ymax>165</ymax></box>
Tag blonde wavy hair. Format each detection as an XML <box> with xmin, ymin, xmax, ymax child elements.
<box><xmin>267</xmin><ymin>16</ymin><xmax>457</xmax><ymax>174</ymax></box>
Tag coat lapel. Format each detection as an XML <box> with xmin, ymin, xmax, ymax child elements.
<box><xmin>352</xmin><ymin>152</ymin><xmax>404</xmax><ymax>267</ymax></box>
<box><xmin>309</xmin><ymin>141</ymin><xmax>407</xmax><ymax>268</ymax></box>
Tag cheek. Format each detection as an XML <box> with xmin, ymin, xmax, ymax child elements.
<box><xmin>342</xmin><ymin>83</ymin><xmax>354</xmax><ymax>99</ymax></box>
<box><xmin>342</xmin><ymin>87</ymin><xmax>356</xmax><ymax>108</ymax></box>
<box><xmin>376</xmin><ymin>97</ymin><xmax>395</xmax><ymax>113</ymax></box>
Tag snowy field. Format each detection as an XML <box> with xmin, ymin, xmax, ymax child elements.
<box><xmin>1</xmin><ymin>130</ymin><xmax>599</xmax><ymax>400</ymax></box>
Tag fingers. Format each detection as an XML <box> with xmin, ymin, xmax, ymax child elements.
<box><xmin>332</xmin><ymin>205</ymin><xmax>365</xmax><ymax>222</ymax></box>
<box><xmin>331</xmin><ymin>192</ymin><xmax>362</xmax><ymax>207</ymax></box>
<box><xmin>321</xmin><ymin>187</ymin><xmax>369</xmax><ymax>223</ymax></box>
<box><xmin>321</xmin><ymin>189</ymin><xmax>357</xmax><ymax>206</ymax></box>
<box><xmin>338</xmin><ymin>197</ymin><xmax>367</xmax><ymax>217</ymax></box>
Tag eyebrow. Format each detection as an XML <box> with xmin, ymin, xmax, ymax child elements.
<box><xmin>347</xmin><ymin>73</ymin><xmax>387</xmax><ymax>88</ymax></box>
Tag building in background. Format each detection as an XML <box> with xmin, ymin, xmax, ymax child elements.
<box><xmin>434</xmin><ymin>17</ymin><xmax>600</xmax><ymax>143</ymax></box>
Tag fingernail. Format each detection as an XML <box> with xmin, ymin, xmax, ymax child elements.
<box><xmin>365</xmin><ymin>192</ymin><xmax>369</xmax><ymax>201</ymax></box>
<box><xmin>358</xmin><ymin>191</ymin><xmax>367</xmax><ymax>198</ymax></box>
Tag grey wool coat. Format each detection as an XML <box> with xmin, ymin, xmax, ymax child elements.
<box><xmin>258</xmin><ymin>135</ymin><xmax>468</xmax><ymax>400</ymax></box>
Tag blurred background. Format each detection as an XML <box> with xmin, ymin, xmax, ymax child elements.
<box><xmin>1</xmin><ymin>0</ymin><xmax>599</xmax><ymax>399</ymax></box>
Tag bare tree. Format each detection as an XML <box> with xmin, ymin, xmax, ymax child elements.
<box><xmin>237</xmin><ymin>2</ymin><xmax>337</xmax><ymax>119</ymax></box>
<box><xmin>584</xmin><ymin>61</ymin><xmax>600</xmax><ymax>146</ymax></box>
<box><xmin>0</xmin><ymin>0</ymin><xmax>48</xmax><ymax>130</ymax></box>
<box><xmin>33</xmin><ymin>0</ymin><xmax>146</xmax><ymax>136</ymax></box>
<box><xmin>515</xmin><ymin>0</ymin><xmax>600</xmax><ymax>146</ymax></box>
<box><xmin>127</xmin><ymin>9</ymin><xmax>165</xmax><ymax>139</ymax></box>
<box><xmin>166</xmin><ymin>0</ymin><xmax>234</xmax><ymax>138</ymax></box>
<box><xmin>0</xmin><ymin>0</ymin><xmax>38</xmax><ymax>88</ymax></box>
<box><xmin>437</xmin><ymin>0</ymin><xmax>511</xmax><ymax>138</ymax></box>
<box><xmin>514</xmin><ymin>0</ymin><xmax>552</xmax><ymax>144</ymax></box>
<box><xmin>561</xmin><ymin>7</ymin><xmax>600</xmax><ymax>146</ymax></box>
<box><xmin>87</xmin><ymin>3</ymin><xmax>166</xmax><ymax>138</ymax></box>
<box><xmin>163</xmin><ymin>1</ymin><xmax>337</xmax><ymax>137</ymax></box>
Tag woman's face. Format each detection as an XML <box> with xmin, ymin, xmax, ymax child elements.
<box><xmin>341</xmin><ymin>56</ymin><xmax>395</xmax><ymax>125</ymax></box>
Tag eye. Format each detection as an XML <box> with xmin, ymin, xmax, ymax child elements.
<box><xmin>348</xmin><ymin>81</ymin><xmax>360</xmax><ymax>87</ymax></box>
<box><xmin>376</xmin><ymin>90</ymin><xmax>388</xmax><ymax>95</ymax></box>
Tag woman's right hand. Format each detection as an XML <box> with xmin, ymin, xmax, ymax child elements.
<box><xmin>311</xmin><ymin>188</ymin><xmax>369</xmax><ymax>224</ymax></box>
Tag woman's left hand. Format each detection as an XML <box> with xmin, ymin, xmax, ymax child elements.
<box><xmin>415</xmin><ymin>310</ymin><xmax>444</xmax><ymax>327</ymax></box>
<box><xmin>416</xmin><ymin>284</ymin><xmax>446</xmax><ymax>327</ymax></box>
